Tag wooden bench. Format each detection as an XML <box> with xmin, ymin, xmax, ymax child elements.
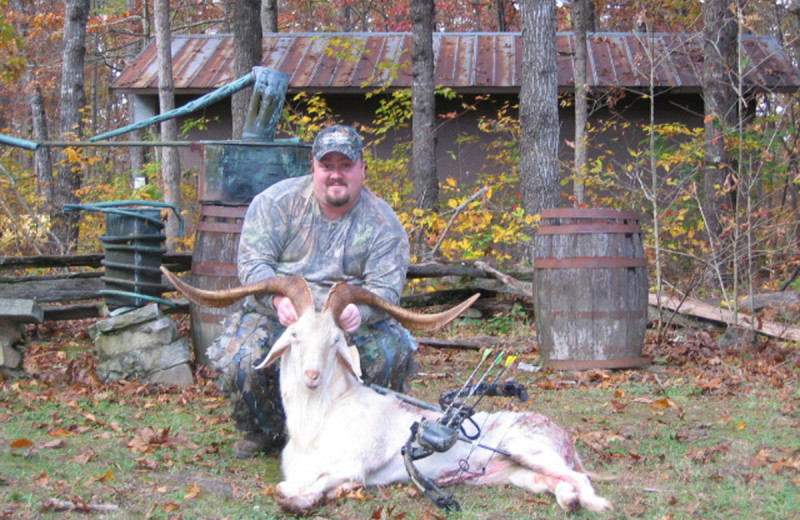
<box><xmin>1</xmin><ymin>298</ymin><xmax>43</xmax><ymax>369</ymax></box>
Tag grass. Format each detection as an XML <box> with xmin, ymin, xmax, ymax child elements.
<box><xmin>1</xmin><ymin>316</ymin><xmax>798</xmax><ymax>520</ymax></box>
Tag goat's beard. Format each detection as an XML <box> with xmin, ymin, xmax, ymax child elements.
<box><xmin>283</xmin><ymin>364</ymin><xmax>334</xmax><ymax>451</ymax></box>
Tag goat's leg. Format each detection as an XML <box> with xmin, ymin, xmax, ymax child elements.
<box><xmin>275</xmin><ymin>480</ymin><xmax>324</xmax><ymax>514</ymax></box>
<box><xmin>276</xmin><ymin>472</ymin><xmax>366</xmax><ymax>514</ymax></box>
<box><xmin>506</xmin><ymin>467</ymin><xmax>581</xmax><ymax>510</ymax></box>
<box><xmin>505</xmin><ymin>448</ymin><xmax>611</xmax><ymax>512</ymax></box>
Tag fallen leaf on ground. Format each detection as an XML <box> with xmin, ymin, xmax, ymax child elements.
<box><xmin>184</xmin><ymin>483</ymin><xmax>202</xmax><ymax>500</ymax></box>
<box><xmin>10</xmin><ymin>438</ymin><xmax>34</xmax><ymax>449</ymax></box>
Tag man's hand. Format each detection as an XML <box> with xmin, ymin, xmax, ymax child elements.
<box><xmin>338</xmin><ymin>303</ymin><xmax>362</xmax><ymax>333</ymax></box>
<box><xmin>273</xmin><ymin>295</ymin><xmax>298</xmax><ymax>327</ymax></box>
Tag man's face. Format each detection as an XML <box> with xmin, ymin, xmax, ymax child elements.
<box><xmin>311</xmin><ymin>151</ymin><xmax>366</xmax><ymax>213</ymax></box>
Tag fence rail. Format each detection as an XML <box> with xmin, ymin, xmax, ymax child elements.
<box><xmin>0</xmin><ymin>254</ymin><xmax>530</xmax><ymax>321</ymax></box>
<box><xmin>0</xmin><ymin>253</ymin><xmax>192</xmax><ymax>320</ymax></box>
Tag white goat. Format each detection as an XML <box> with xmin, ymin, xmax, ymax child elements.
<box><xmin>161</xmin><ymin>267</ymin><xmax>611</xmax><ymax>515</ymax></box>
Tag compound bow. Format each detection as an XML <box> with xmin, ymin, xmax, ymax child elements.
<box><xmin>373</xmin><ymin>350</ymin><xmax>528</xmax><ymax>511</ymax></box>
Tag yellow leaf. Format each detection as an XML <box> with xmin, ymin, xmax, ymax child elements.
<box><xmin>184</xmin><ymin>483</ymin><xmax>202</xmax><ymax>500</ymax></box>
<box><xmin>95</xmin><ymin>470</ymin><xmax>116</xmax><ymax>483</ymax></box>
<box><xmin>651</xmin><ymin>398</ymin><xmax>677</xmax><ymax>410</ymax></box>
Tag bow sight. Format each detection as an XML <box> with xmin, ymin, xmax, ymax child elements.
<box><xmin>372</xmin><ymin>350</ymin><xmax>528</xmax><ymax>511</ymax></box>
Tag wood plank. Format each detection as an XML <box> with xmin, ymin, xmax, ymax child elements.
<box><xmin>41</xmin><ymin>299</ymin><xmax>190</xmax><ymax>321</ymax></box>
<box><xmin>400</xmin><ymin>289</ymin><xmax>497</xmax><ymax>308</ymax></box>
<box><xmin>407</xmin><ymin>262</ymin><xmax>489</xmax><ymax>279</ymax></box>
<box><xmin>0</xmin><ymin>277</ymin><xmax>105</xmax><ymax>302</ymax></box>
<box><xmin>740</xmin><ymin>290</ymin><xmax>800</xmax><ymax>312</ymax></box>
<box><xmin>649</xmin><ymin>293</ymin><xmax>800</xmax><ymax>342</ymax></box>
<box><xmin>416</xmin><ymin>335</ymin><xmax>508</xmax><ymax>350</ymax></box>
<box><xmin>0</xmin><ymin>252</ymin><xmax>192</xmax><ymax>270</ymax></box>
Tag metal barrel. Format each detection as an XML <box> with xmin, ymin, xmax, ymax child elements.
<box><xmin>63</xmin><ymin>201</ymin><xmax>183</xmax><ymax>311</ymax></box>
<box><xmin>101</xmin><ymin>209</ymin><xmax>167</xmax><ymax>308</ymax></box>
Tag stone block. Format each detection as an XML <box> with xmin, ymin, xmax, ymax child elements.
<box><xmin>97</xmin><ymin>336</ymin><xmax>191</xmax><ymax>382</ymax></box>
<box><xmin>147</xmin><ymin>362</ymin><xmax>194</xmax><ymax>387</ymax></box>
<box><xmin>89</xmin><ymin>303</ymin><xmax>162</xmax><ymax>337</ymax></box>
<box><xmin>0</xmin><ymin>298</ymin><xmax>43</xmax><ymax>324</ymax></box>
<box><xmin>95</xmin><ymin>317</ymin><xmax>179</xmax><ymax>358</ymax></box>
<box><xmin>0</xmin><ymin>322</ymin><xmax>24</xmax><ymax>369</ymax></box>
<box><xmin>0</xmin><ymin>322</ymin><xmax>23</xmax><ymax>347</ymax></box>
<box><xmin>92</xmin><ymin>307</ymin><xmax>194</xmax><ymax>386</ymax></box>
<box><xmin>1</xmin><ymin>343</ymin><xmax>22</xmax><ymax>369</ymax></box>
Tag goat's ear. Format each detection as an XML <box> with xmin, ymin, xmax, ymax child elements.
<box><xmin>254</xmin><ymin>333</ymin><xmax>291</xmax><ymax>370</ymax></box>
<box><xmin>335</xmin><ymin>340</ymin><xmax>362</xmax><ymax>382</ymax></box>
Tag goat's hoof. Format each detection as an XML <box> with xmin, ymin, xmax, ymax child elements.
<box><xmin>276</xmin><ymin>494</ymin><xmax>318</xmax><ymax>516</ymax></box>
<box><xmin>555</xmin><ymin>482</ymin><xmax>580</xmax><ymax>512</ymax></box>
<box><xmin>582</xmin><ymin>495</ymin><xmax>612</xmax><ymax>512</ymax></box>
<box><xmin>276</xmin><ymin>483</ymin><xmax>322</xmax><ymax>516</ymax></box>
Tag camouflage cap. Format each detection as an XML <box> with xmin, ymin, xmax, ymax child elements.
<box><xmin>312</xmin><ymin>124</ymin><xmax>363</xmax><ymax>162</ymax></box>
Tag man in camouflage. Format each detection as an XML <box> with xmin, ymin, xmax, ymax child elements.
<box><xmin>207</xmin><ymin>124</ymin><xmax>417</xmax><ymax>458</ymax></box>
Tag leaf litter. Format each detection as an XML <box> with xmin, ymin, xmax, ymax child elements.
<box><xmin>1</xmin><ymin>316</ymin><xmax>798</xmax><ymax>519</ymax></box>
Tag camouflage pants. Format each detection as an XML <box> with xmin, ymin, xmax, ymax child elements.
<box><xmin>206</xmin><ymin>306</ymin><xmax>418</xmax><ymax>445</ymax></box>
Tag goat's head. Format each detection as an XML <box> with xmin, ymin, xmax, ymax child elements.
<box><xmin>255</xmin><ymin>307</ymin><xmax>354</xmax><ymax>390</ymax></box>
<box><xmin>161</xmin><ymin>267</ymin><xmax>479</xmax><ymax>390</ymax></box>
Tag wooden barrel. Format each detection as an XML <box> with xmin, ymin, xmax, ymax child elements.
<box><xmin>190</xmin><ymin>204</ymin><xmax>248</xmax><ymax>364</ymax></box>
<box><xmin>533</xmin><ymin>208</ymin><xmax>650</xmax><ymax>370</ymax></box>
<box><xmin>191</xmin><ymin>142</ymin><xmax>311</xmax><ymax>364</ymax></box>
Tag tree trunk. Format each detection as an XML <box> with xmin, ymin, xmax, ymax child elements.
<box><xmin>52</xmin><ymin>0</ymin><xmax>90</xmax><ymax>253</ymax></box>
<box><xmin>30</xmin><ymin>85</ymin><xmax>53</xmax><ymax>203</ymax></box>
<box><xmin>127</xmin><ymin>0</ymin><xmax>147</xmax><ymax>186</ymax></box>
<box><xmin>520</xmin><ymin>0</ymin><xmax>561</xmax><ymax>218</ymax></box>
<box><xmin>232</xmin><ymin>0</ymin><xmax>263</xmax><ymax>140</ymax></box>
<box><xmin>702</xmin><ymin>0</ymin><xmax>738</xmax><ymax>276</ymax></box>
<box><xmin>410</xmin><ymin>0</ymin><xmax>438</xmax><ymax>211</ymax></box>
<box><xmin>496</xmin><ymin>0</ymin><xmax>506</xmax><ymax>31</ymax></box>
<box><xmin>572</xmin><ymin>0</ymin><xmax>590</xmax><ymax>205</ymax></box>
<box><xmin>341</xmin><ymin>2</ymin><xmax>353</xmax><ymax>31</ymax></box>
<box><xmin>261</xmin><ymin>0</ymin><xmax>278</xmax><ymax>33</ymax></box>
<box><xmin>154</xmin><ymin>0</ymin><xmax>181</xmax><ymax>251</ymax></box>
<box><xmin>14</xmin><ymin>0</ymin><xmax>52</xmax><ymax>203</ymax></box>
<box><xmin>702</xmin><ymin>0</ymin><xmax>737</xmax><ymax>244</ymax></box>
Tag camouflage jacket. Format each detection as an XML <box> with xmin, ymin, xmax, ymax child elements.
<box><xmin>238</xmin><ymin>175</ymin><xmax>410</xmax><ymax>325</ymax></box>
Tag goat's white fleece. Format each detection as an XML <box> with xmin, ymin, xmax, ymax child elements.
<box><xmin>257</xmin><ymin>310</ymin><xmax>611</xmax><ymax>514</ymax></box>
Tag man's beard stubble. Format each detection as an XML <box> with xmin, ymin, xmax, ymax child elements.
<box><xmin>325</xmin><ymin>193</ymin><xmax>351</xmax><ymax>207</ymax></box>
<box><xmin>325</xmin><ymin>182</ymin><xmax>351</xmax><ymax>207</ymax></box>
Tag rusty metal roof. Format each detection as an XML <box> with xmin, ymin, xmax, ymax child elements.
<box><xmin>112</xmin><ymin>32</ymin><xmax>800</xmax><ymax>95</ymax></box>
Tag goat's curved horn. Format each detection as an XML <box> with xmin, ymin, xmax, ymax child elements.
<box><xmin>323</xmin><ymin>283</ymin><xmax>479</xmax><ymax>332</ymax></box>
<box><xmin>160</xmin><ymin>266</ymin><xmax>314</xmax><ymax>314</ymax></box>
